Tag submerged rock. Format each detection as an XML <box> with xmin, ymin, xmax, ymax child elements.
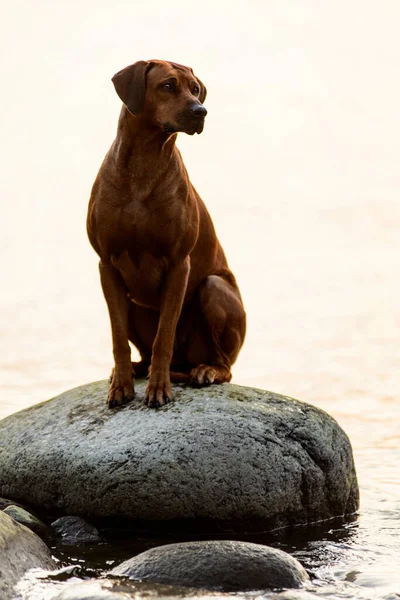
<box><xmin>0</xmin><ymin>510</ymin><xmax>56</xmax><ymax>600</ymax></box>
<box><xmin>0</xmin><ymin>380</ymin><xmax>358</xmax><ymax>530</ymax></box>
<box><xmin>110</xmin><ymin>540</ymin><xmax>309</xmax><ymax>591</ymax></box>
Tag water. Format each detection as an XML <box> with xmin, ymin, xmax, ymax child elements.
<box><xmin>1</xmin><ymin>1</ymin><xmax>400</xmax><ymax>598</ymax></box>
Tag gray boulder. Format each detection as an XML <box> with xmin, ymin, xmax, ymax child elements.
<box><xmin>0</xmin><ymin>380</ymin><xmax>358</xmax><ymax>530</ymax></box>
<box><xmin>110</xmin><ymin>540</ymin><xmax>309</xmax><ymax>591</ymax></box>
<box><xmin>0</xmin><ymin>510</ymin><xmax>56</xmax><ymax>600</ymax></box>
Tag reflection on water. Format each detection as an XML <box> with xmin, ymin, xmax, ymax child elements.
<box><xmin>2</xmin><ymin>1</ymin><xmax>400</xmax><ymax>598</ymax></box>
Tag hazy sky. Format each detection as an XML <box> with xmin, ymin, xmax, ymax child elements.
<box><xmin>2</xmin><ymin>1</ymin><xmax>400</xmax><ymax>237</ymax></box>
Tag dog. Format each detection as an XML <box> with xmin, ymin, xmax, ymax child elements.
<box><xmin>87</xmin><ymin>60</ymin><xmax>246</xmax><ymax>408</ymax></box>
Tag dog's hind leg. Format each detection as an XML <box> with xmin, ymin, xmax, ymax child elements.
<box><xmin>187</xmin><ymin>274</ymin><xmax>246</xmax><ymax>386</ymax></box>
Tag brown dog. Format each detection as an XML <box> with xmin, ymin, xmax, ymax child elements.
<box><xmin>87</xmin><ymin>60</ymin><xmax>246</xmax><ymax>408</ymax></box>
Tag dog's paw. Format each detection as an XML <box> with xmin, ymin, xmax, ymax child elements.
<box><xmin>189</xmin><ymin>364</ymin><xmax>229</xmax><ymax>386</ymax></box>
<box><xmin>144</xmin><ymin>376</ymin><xmax>172</xmax><ymax>409</ymax></box>
<box><xmin>107</xmin><ymin>381</ymin><xmax>135</xmax><ymax>408</ymax></box>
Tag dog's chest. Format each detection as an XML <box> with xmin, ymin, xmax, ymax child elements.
<box><xmin>117</xmin><ymin>196</ymin><xmax>188</xmax><ymax>252</ymax></box>
<box><xmin>111</xmin><ymin>249</ymin><xmax>166</xmax><ymax>310</ymax></box>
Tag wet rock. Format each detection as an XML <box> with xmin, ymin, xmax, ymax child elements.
<box><xmin>51</xmin><ymin>515</ymin><xmax>102</xmax><ymax>544</ymax></box>
<box><xmin>110</xmin><ymin>540</ymin><xmax>309</xmax><ymax>591</ymax></box>
<box><xmin>0</xmin><ymin>380</ymin><xmax>359</xmax><ymax>531</ymax></box>
<box><xmin>0</xmin><ymin>510</ymin><xmax>56</xmax><ymax>600</ymax></box>
<box><xmin>3</xmin><ymin>504</ymin><xmax>52</xmax><ymax>541</ymax></box>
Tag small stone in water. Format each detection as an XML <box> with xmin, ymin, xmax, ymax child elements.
<box><xmin>51</xmin><ymin>515</ymin><xmax>102</xmax><ymax>545</ymax></box>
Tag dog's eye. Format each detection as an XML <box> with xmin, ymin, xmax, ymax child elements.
<box><xmin>163</xmin><ymin>83</ymin><xmax>174</xmax><ymax>92</ymax></box>
<box><xmin>193</xmin><ymin>85</ymin><xmax>200</xmax><ymax>95</ymax></box>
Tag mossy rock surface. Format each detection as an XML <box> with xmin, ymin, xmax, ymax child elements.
<box><xmin>0</xmin><ymin>380</ymin><xmax>359</xmax><ymax>530</ymax></box>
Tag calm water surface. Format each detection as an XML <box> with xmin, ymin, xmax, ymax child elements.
<box><xmin>1</xmin><ymin>1</ymin><xmax>400</xmax><ymax>598</ymax></box>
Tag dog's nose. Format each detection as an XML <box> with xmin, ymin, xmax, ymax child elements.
<box><xmin>191</xmin><ymin>104</ymin><xmax>207</xmax><ymax>118</ymax></box>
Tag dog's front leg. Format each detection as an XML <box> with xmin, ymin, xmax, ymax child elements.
<box><xmin>145</xmin><ymin>257</ymin><xmax>190</xmax><ymax>408</ymax></box>
<box><xmin>99</xmin><ymin>260</ymin><xmax>134</xmax><ymax>408</ymax></box>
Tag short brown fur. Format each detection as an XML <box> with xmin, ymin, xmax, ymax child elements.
<box><xmin>87</xmin><ymin>60</ymin><xmax>246</xmax><ymax>408</ymax></box>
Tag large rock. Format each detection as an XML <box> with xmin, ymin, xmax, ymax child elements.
<box><xmin>0</xmin><ymin>510</ymin><xmax>56</xmax><ymax>600</ymax></box>
<box><xmin>0</xmin><ymin>380</ymin><xmax>358</xmax><ymax>530</ymax></box>
<box><xmin>110</xmin><ymin>540</ymin><xmax>310</xmax><ymax>591</ymax></box>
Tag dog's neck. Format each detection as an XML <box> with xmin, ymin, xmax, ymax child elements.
<box><xmin>107</xmin><ymin>106</ymin><xmax>188</xmax><ymax>204</ymax></box>
<box><xmin>114</xmin><ymin>106</ymin><xmax>178</xmax><ymax>167</ymax></box>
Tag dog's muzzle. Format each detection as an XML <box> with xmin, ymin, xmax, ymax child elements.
<box><xmin>191</xmin><ymin>104</ymin><xmax>207</xmax><ymax>119</ymax></box>
<box><xmin>165</xmin><ymin>103</ymin><xmax>208</xmax><ymax>136</ymax></box>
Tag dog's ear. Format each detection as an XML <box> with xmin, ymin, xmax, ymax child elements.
<box><xmin>112</xmin><ymin>61</ymin><xmax>153</xmax><ymax>115</ymax></box>
<box><xmin>196</xmin><ymin>77</ymin><xmax>207</xmax><ymax>104</ymax></box>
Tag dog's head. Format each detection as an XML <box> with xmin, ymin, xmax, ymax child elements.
<box><xmin>112</xmin><ymin>60</ymin><xmax>207</xmax><ymax>135</ymax></box>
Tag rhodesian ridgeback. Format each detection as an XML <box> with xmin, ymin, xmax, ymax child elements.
<box><xmin>87</xmin><ymin>60</ymin><xmax>246</xmax><ymax>408</ymax></box>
